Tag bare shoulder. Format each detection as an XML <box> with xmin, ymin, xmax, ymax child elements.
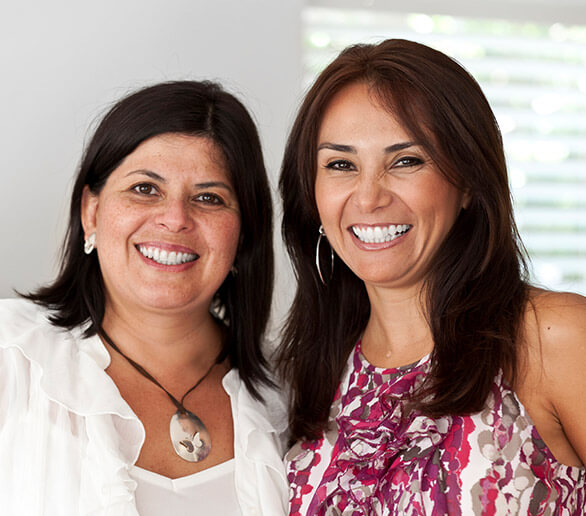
<box><xmin>525</xmin><ymin>288</ymin><xmax>586</xmax><ymax>359</ymax></box>
<box><xmin>518</xmin><ymin>287</ymin><xmax>586</xmax><ymax>466</ymax></box>
<box><xmin>528</xmin><ymin>287</ymin><xmax>586</xmax><ymax>324</ymax></box>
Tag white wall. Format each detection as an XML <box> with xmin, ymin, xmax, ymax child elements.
<box><xmin>0</xmin><ymin>0</ymin><xmax>303</xmax><ymax>327</ymax></box>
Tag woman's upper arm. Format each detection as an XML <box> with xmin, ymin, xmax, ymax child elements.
<box><xmin>535</xmin><ymin>291</ymin><xmax>586</xmax><ymax>465</ymax></box>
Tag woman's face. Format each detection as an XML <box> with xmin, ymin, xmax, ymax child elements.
<box><xmin>315</xmin><ymin>82</ymin><xmax>467</xmax><ymax>293</ymax></box>
<box><xmin>81</xmin><ymin>133</ymin><xmax>241</xmax><ymax>316</ymax></box>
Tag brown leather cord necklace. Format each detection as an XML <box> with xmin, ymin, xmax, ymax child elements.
<box><xmin>98</xmin><ymin>328</ymin><xmax>221</xmax><ymax>462</ymax></box>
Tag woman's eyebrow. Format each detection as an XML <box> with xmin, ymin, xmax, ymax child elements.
<box><xmin>317</xmin><ymin>142</ymin><xmax>356</xmax><ymax>153</ymax></box>
<box><xmin>124</xmin><ymin>169</ymin><xmax>166</xmax><ymax>182</ymax></box>
<box><xmin>317</xmin><ymin>141</ymin><xmax>416</xmax><ymax>153</ymax></box>
<box><xmin>384</xmin><ymin>142</ymin><xmax>416</xmax><ymax>153</ymax></box>
<box><xmin>194</xmin><ymin>181</ymin><xmax>235</xmax><ymax>193</ymax></box>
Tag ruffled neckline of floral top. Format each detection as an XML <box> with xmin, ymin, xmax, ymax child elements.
<box><xmin>286</xmin><ymin>341</ymin><xmax>585</xmax><ymax>515</ymax></box>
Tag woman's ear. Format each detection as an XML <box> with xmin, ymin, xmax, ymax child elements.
<box><xmin>81</xmin><ymin>185</ymin><xmax>99</xmax><ymax>238</ymax></box>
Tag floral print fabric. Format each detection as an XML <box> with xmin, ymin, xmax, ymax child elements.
<box><xmin>286</xmin><ymin>342</ymin><xmax>585</xmax><ymax>515</ymax></box>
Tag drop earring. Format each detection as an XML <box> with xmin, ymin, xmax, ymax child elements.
<box><xmin>315</xmin><ymin>225</ymin><xmax>334</xmax><ymax>285</ymax></box>
<box><xmin>84</xmin><ymin>233</ymin><xmax>96</xmax><ymax>254</ymax></box>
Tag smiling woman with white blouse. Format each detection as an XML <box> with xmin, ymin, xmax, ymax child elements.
<box><xmin>0</xmin><ymin>80</ymin><xmax>287</xmax><ymax>515</ymax></box>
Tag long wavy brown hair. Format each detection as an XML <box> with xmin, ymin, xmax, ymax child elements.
<box><xmin>278</xmin><ymin>39</ymin><xmax>530</xmax><ymax>441</ymax></box>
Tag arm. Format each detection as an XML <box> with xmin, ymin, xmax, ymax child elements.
<box><xmin>522</xmin><ymin>290</ymin><xmax>586</xmax><ymax>466</ymax></box>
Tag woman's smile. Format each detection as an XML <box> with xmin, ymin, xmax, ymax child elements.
<box><xmin>136</xmin><ymin>242</ymin><xmax>199</xmax><ymax>268</ymax></box>
<box><xmin>349</xmin><ymin>224</ymin><xmax>412</xmax><ymax>245</ymax></box>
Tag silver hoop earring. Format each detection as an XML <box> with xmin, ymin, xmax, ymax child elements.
<box><xmin>315</xmin><ymin>225</ymin><xmax>334</xmax><ymax>285</ymax></box>
<box><xmin>84</xmin><ymin>233</ymin><xmax>96</xmax><ymax>255</ymax></box>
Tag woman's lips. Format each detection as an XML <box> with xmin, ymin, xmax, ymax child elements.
<box><xmin>350</xmin><ymin>224</ymin><xmax>412</xmax><ymax>244</ymax></box>
<box><xmin>135</xmin><ymin>243</ymin><xmax>199</xmax><ymax>266</ymax></box>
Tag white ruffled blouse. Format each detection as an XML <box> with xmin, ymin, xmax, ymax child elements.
<box><xmin>0</xmin><ymin>298</ymin><xmax>288</xmax><ymax>515</ymax></box>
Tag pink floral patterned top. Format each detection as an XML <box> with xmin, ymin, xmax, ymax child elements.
<box><xmin>286</xmin><ymin>342</ymin><xmax>585</xmax><ymax>515</ymax></box>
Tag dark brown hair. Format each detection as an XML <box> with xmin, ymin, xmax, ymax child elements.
<box><xmin>24</xmin><ymin>80</ymin><xmax>274</xmax><ymax>398</ymax></box>
<box><xmin>278</xmin><ymin>39</ymin><xmax>529</xmax><ymax>440</ymax></box>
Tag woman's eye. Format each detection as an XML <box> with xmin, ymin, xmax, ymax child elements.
<box><xmin>394</xmin><ymin>156</ymin><xmax>424</xmax><ymax>168</ymax></box>
<box><xmin>325</xmin><ymin>160</ymin><xmax>355</xmax><ymax>172</ymax></box>
<box><xmin>132</xmin><ymin>183</ymin><xmax>158</xmax><ymax>195</ymax></box>
<box><xmin>195</xmin><ymin>192</ymin><xmax>224</xmax><ymax>205</ymax></box>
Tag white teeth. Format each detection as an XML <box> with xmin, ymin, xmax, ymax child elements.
<box><xmin>351</xmin><ymin>224</ymin><xmax>411</xmax><ymax>244</ymax></box>
<box><xmin>138</xmin><ymin>246</ymin><xmax>197</xmax><ymax>265</ymax></box>
<box><xmin>373</xmin><ymin>227</ymin><xmax>383</xmax><ymax>242</ymax></box>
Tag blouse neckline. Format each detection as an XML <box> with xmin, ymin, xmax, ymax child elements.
<box><xmin>355</xmin><ymin>339</ymin><xmax>431</xmax><ymax>376</ymax></box>
<box><xmin>129</xmin><ymin>458</ymin><xmax>236</xmax><ymax>489</ymax></box>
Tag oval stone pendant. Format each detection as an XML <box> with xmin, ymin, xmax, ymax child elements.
<box><xmin>169</xmin><ymin>410</ymin><xmax>211</xmax><ymax>462</ymax></box>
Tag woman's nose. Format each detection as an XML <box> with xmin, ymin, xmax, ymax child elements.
<box><xmin>155</xmin><ymin>198</ymin><xmax>194</xmax><ymax>232</ymax></box>
<box><xmin>352</xmin><ymin>173</ymin><xmax>392</xmax><ymax>213</ymax></box>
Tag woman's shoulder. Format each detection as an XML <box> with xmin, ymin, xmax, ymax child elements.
<box><xmin>0</xmin><ymin>299</ymin><xmax>55</xmax><ymax>415</ymax></box>
<box><xmin>522</xmin><ymin>287</ymin><xmax>586</xmax><ymax>390</ymax></box>
<box><xmin>223</xmin><ymin>369</ymin><xmax>289</xmax><ymax>512</ymax></box>
<box><xmin>0</xmin><ymin>297</ymin><xmax>98</xmax><ymax>377</ymax></box>
<box><xmin>519</xmin><ymin>287</ymin><xmax>586</xmax><ymax>466</ymax></box>
<box><xmin>224</xmin><ymin>369</ymin><xmax>288</xmax><ymax>434</ymax></box>
<box><xmin>524</xmin><ymin>287</ymin><xmax>586</xmax><ymax>353</ymax></box>
<box><xmin>0</xmin><ymin>296</ymin><xmax>43</xmax><ymax>316</ymax></box>
<box><xmin>0</xmin><ymin>298</ymin><xmax>52</xmax><ymax>343</ymax></box>
<box><xmin>528</xmin><ymin>286</ymin><xmax>586</xmax><ymax>309</ymax></box>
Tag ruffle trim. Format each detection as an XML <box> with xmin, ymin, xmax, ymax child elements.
<box><xmin>0</xmin><ymin>299</ymin><xmax>145</xmax><ymax>514</ymax></box>
<box><xmin>0</xmin><ymin>299</ymin><xmax>288</xmax><ymax>515</ymax></box>
<box><xmin>224</xmin><ymin>369</ymin><xmax>289</xmax><ymax>515</ymax></box>
<box><xmin>290</xmin><ymin>340</ymin><xmax>585</xmax><ymax>515</ymax></box>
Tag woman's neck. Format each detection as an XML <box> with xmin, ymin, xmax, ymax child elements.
<box><xmin>362</xmin><ymin>283</ymin><xmax>433</xmax><ymax>368</ymax></box>
<box><xmin>100</xmin><ymin>301</ymin><xmax>224</xmax><ymax>379</ymax></box>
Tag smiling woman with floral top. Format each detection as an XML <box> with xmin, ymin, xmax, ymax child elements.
<box><xmin>278</xmin><ymin>39</ymin><xmax>585</xmax><ymax>514</ymax></box>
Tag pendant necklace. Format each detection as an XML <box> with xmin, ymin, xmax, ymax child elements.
<box><xmin>98</xmin><ymin>328</ymin><xmax>220</xmax><ymax>463</ymax></box>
